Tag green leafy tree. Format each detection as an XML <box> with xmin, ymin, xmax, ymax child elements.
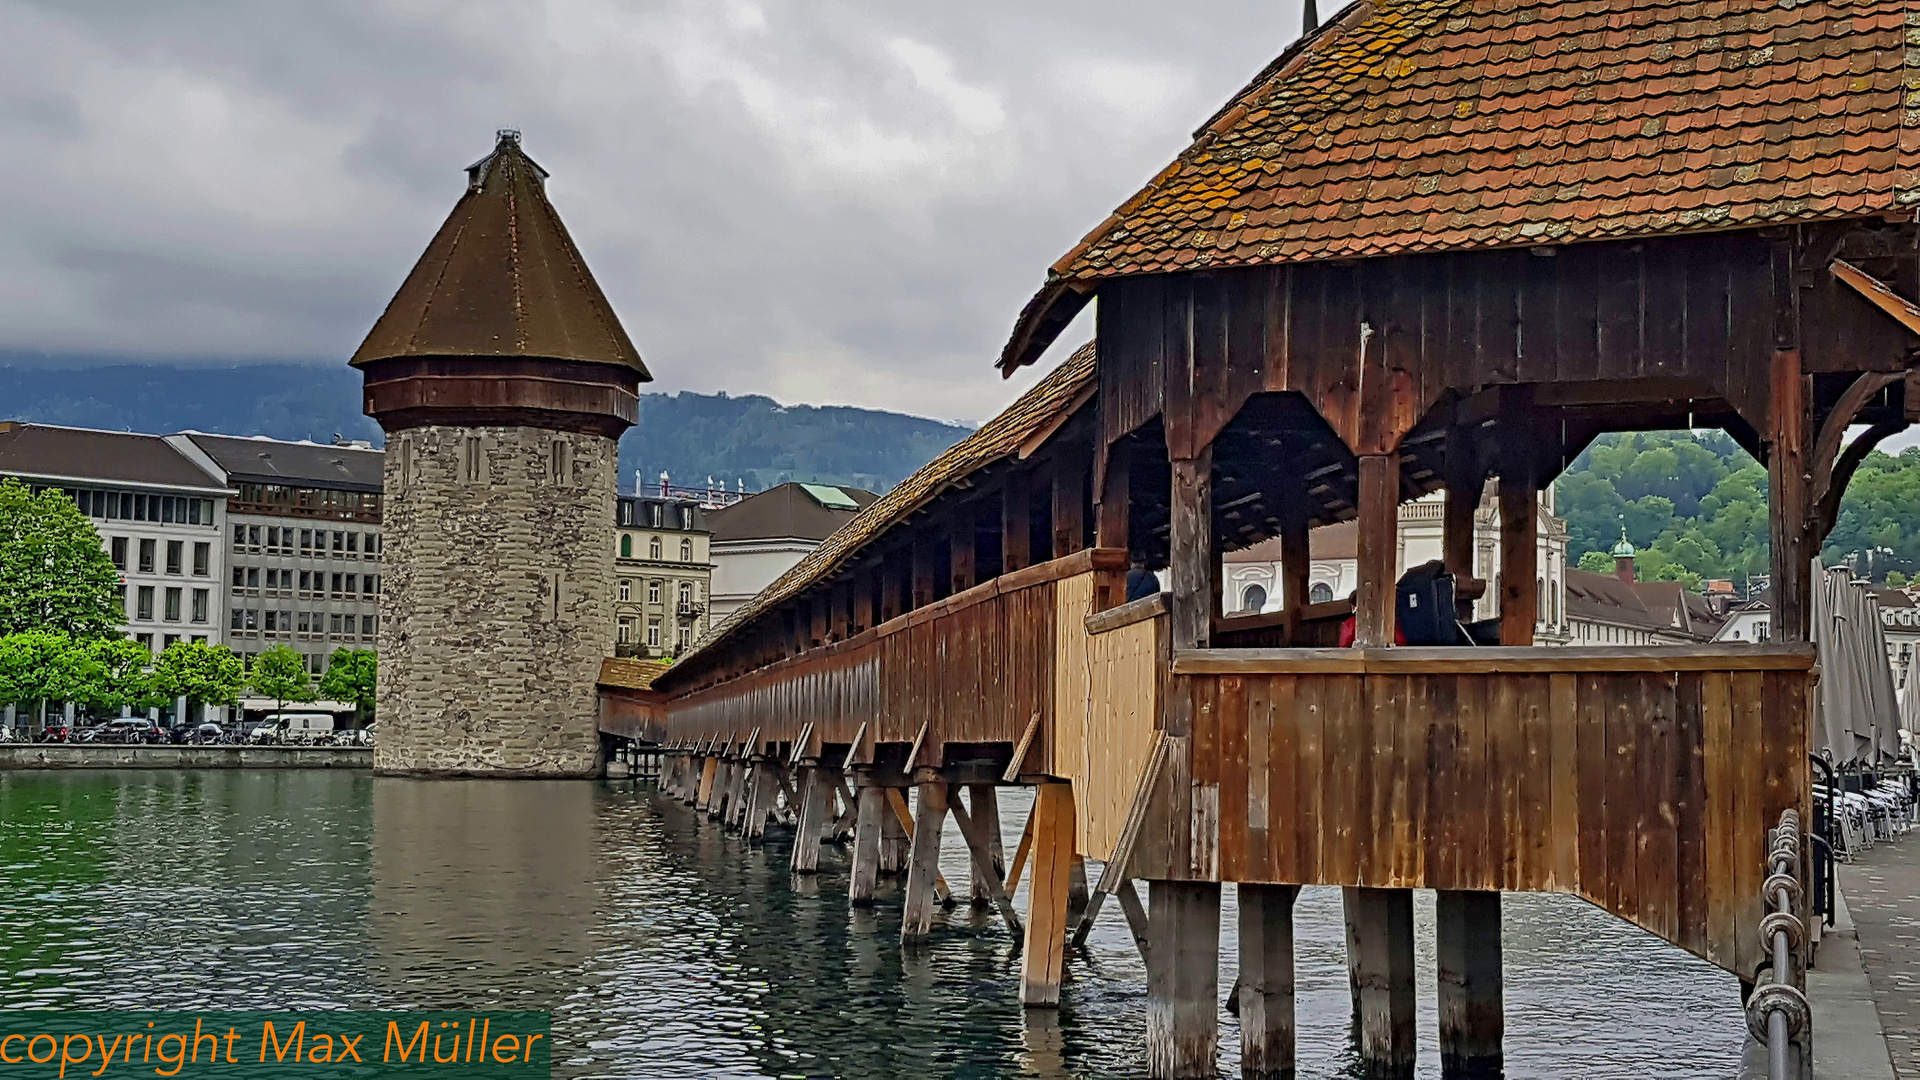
<box><xmin>153</xmin><ymin>641</ymin><xmax>244</xmax><ymax>719</ymax></box>
<box><xmin>248</xmin><ymin>644</ymin><xmax>315</xmax><ymax>716</ymax></box>
<box><xmin>0</xmin><ymin>631</ymin><xmax>91</xmax><ymax>725</ymax></box>
<box><xmin>78</xmin><ymin>637</ymin><xmax>160</xmax><ymax>717</ymax></box>
<box><xmin>318</xmin><ymin>649</ymin><xmax>376</xmax><ymax>722</ymax></box>
<box><xmin>0</xmin><ymin>479</ymin><xmax>123</xmax><ymax>638</ymax></box>
<box><xmin>1577</xmin><ymin>550</ymin><xmax>1615</xmax><ymax>574</ymax></box>
<box><xmin>1890</xmin><ymin>570</ymin><xmax>1910</xmax><ymax>587</ymax></box>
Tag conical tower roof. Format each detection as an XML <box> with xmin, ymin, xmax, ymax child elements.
<box><xmin>351</xmin><ymin>130</ymin><xmax>648</xmax><ymax>377</ymax></box>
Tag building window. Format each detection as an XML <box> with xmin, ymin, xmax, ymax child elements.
<box><xmin>618</xmin><ymin>618</ymin><xmax>634</xmax><ymax>644</ymax></box>
<box><xmin>365</xmin><ymin>532</ymin><xmax>379</xmax><ymax>557</ymax></box>
<box><xmin>331</xmin><ymin>573</ymin><xmax>343</xmax><ymax>596</ymax></box>
<box><xmin>681</xmin><ymin>505</ymin><xmax>695</xmax><ymax>530</ymax></box>
<box><xmin>138</xmin><ymin>538</ymin><xmax>156</xmax><ymax>574</ymax></box>
<box><xmin>549</xmin><ymin>439</ymin><xmax>570</xmax><ymax>484</ymax></box>
<box><xmin>649</xmin><ymin>536</ymin><xmax>662</xmax><ymax>560</ymax></box>
<box><xmin>330</xmin><ymin>614</ymin><xmax>344</xmax><ymax>635</ymax></box>
<box><xmin>192</xmin><ymin>542</ymin><xmax>209</xmax><ymax>576</ymax></box>
<box><xmin>362</xmin><ymin>615</ymin><xmax>377</xmax><ymax>636</ymax></box>
<box><xmin>231</xmin><ymin>609</ymin><xmax>244</xmax><ymax>631</ymax></box>
<box><xmin>463</xmin><ymin>434</ymin><xmax>486</xmax><ymax>484</ymax></box>
<box><xmin>247</xmin><ymin>567</ymin><xmax>259</xmax><ymax>590</ymax></box>
<box><xmin>137</xmin><ymin>633</ymin><xmax>153</xmax><ymax>652</ymax></box>
<box><xmin>1241</xmin><ymin>584</ymin><xmax>1267</xmax><ymax>613</ymax></box>
<box><xmin>621</xmin><ymin>534</ymin><xmax>632</xmax><ymax>559</ymax></box>
<box><xmin>111</xmin><ymin>536</ymin><xmax>127</xmax><ymax>570</ymax></box>
<box><xmin>1309</xmin><ymin>582</ymin><xmax>1333</xmax><ymax>604</ymax></box>
<box><xmin>116</xmin><ymin>584</ymin><xmax>127</xmax><ymax>618</ymax></box>
<box><xmin>679</xmin><ymin>581</ymin><xmax>693</xmax><ymax>607</ymax></box>
<box><xmin>678</xmin><ymin>624</ymin><xmax>691</xmax><ymax>649</ymax></box>
<box><xmin>165</xmin><ymin>540</ymin><xmax>182</xmax><ymax>575</ymax></box>
<box><xmin>647</xmin><ymin>619</ymin><xmax>661</xmax><ymax>648</ymax></box>
<box><xmin>648</xmin><ymin>580</ymin><xmax>661</xmax><ymax>604</ymax></box>
<box><xmin>191</xmin><ymin>589</ymin><xmax>208</xmax><ymax>623</ymax></box>
<box><xmin>363</xmin><ymin>576</ymin><xmax>376</xmax><ymax>597</ymax></box>
<box><xmin>136</xmin><ymin>586</ymin><xmax>154</xmax><ymax>621</ymax></box>
<box><xmin>648</xmin><ymin>503</ymin><xmax>662</xmax><ymax>528</ymax></box>
<box><xmin>164</xmin><ymin>587</ymin><xmax>182</xmax><ymax>622</ymax></box>
<box><xmin>680</xmin><ymin>538</ymin><xmax>693</xmax><ymax>562</ymax></box>
<box><xmin>333</xmin><ymin>531</ymin><xmax>345</xmax><ymax>553</ymax></box>
<box><xmin>248</xmin><ymin>525</ymin><xmax>261</xmax><ymax>549</ymax></box>
<box><xmin>163</xmin><ymin>634</ymin><xmax>180</xmax><ymax>649</ymax></box>
<box><xmin>619</xmin><ymin>579</ymin><xmax>632</xmax><ymax>602</ymax></box>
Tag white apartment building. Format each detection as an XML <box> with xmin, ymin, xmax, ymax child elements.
<box><xmin>705</xmin><ymin>483</ymin><xmax>877</xmax><ymax>623</ymax></box>
<box><xmin>0</xmin><ymin>422</ymin><xmax>230</xmax><ymax>654</ymax></box>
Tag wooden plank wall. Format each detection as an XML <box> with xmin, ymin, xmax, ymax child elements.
<box><xmin>651</xmin><ymin>554</ymin><xmax>1134</xmax><ymax>763</ymax></box>
<box><xmin>1051</xmin><ymin>580</ymin><xmax>1164</xmax><ymax>859</ymax></box>
<box><xmin>1137</xmin><ymin>662</ymin><xmax>1810</xmax><ymax>980</ymax></box>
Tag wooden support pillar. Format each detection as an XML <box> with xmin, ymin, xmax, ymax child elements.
<box><xmin>1003</xmin><ymin>470</ymin><xmax>1032</xmax><ymax>573</ymax></box>
<box><xmin>1169</xmin><ymin>452</ymin><xmax>1213</xmax><ymax>651</ymax></box>
<box><xmin>965</xmin><ymin>784</ymin><xmax>1005</xmax><ymax>907</ymax></box>
<box><xmin>879</xmin><ymin>796</ymin><xmax>910</xmax><ymax>874</ymax></box>
<box><xmin>1344</xmin><ymin>886</ymin><xmax>1416</xmax><ymax>1078</ymax></box>
<box><xmin>1498</xmin><ymin>420</ymin><xmax>1538</xmax><ymax>646</ymax></box>
<box><xmin>951</xmin><ymin>510</ymin><xmax>977</xmax><ymax>594</ymax></box>
<box><xmin>1052</xmin><ymin>449</ymin><xmax>1087</xmax><ymax>557</ymax></box>
<box><xmin>852</xmin><ymin>571</ymin><xmax>875</xmax><ymax>634</ymax></box>
<box><xmin>1354</xmin><ymin>454</ymin><xmax>1401</xmax><ymax>647</ymax></box>
<box><xmin>1238</xmin><ymin>883</ymin><xmax>1300</xmax><ymax>1080</ymax></box>
<box><xmin>1769</xmin><ymin>346</ymin><xmax>1811</xmax><ymax>643</ymax></box>
<box><xmin>849</xmin><ymin>783</ymin><xmax>885</xmax><ymax>906</ymax></box>
<box><xmin>809</xmin><ymin>593</ymin><xmax>829</xmax><ymax>648</ymax></box>
<box><xmin>790</xmin><ymin>767</ymin><xmax>830</xmax><ymax>874</ymax></box>
<box><xmin>1022</xmin><ymin>781</ymin><xmax>1077</xmax><ymax>1007</ymax></box>
<box><xmin>1145</xmin><ymin>879</ymin><xmax>1221</xmax><ymax>1078</ymax></box>
<box><xmin>747</xmin><ymin>762</ymin><xmax>777</xmax><ymax>839</ymax></box>
<box><xmin>1096</xmin><ymin>440</ymin><xmax>1130</xmax><ymax>552</ymax></box>
<box><xmin>911</xmin><ymin>529</ymin><xmax>939</xmax><ymax>611</ymax></box>
<box><xmin>902</xmin><ymin>781</ymin><xmax>951</xmax><ymax>944</ymax></box>
<box><xmin>1443</xmin><ymin>430</ymin><xmax>1481</xmax><ymax>623</ymax></box>
<box><xmin>695</xmin><ymin>757</ymin><xmax>719</xmax><ymax>811</ymax></box>
<box><xmin>1436</xmin><ymin>890</ymin><xmax>1504</xmax><ymax>1079</ymax></box>
<box><xmin>1068</xmin><ymin>854</ymin><xmax>1090</xmax><ymax>924</ymax></box>
<box><xmin>829</xmin><ymin>581</ymin><xmax>851</xmax><ymax>641</ymax></box>
<box><xmin>947</xmin><ymin>787</ymin><xmax>1024</xmax><ymax>935</ymax></box>
<box><xmin>881</xmin><ymin>551</ymin><xmax>907</xmax><ymax>622</ymax></box>
<box><xmin>1279</xmin><ymin>517</ymin><xmax>1310</xmax><ymax>645</ymax></box>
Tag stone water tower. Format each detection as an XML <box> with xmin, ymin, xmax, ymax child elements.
<box><xmin>352</xmin><ymin>131</ymin><xmax>648</xmax><ymax>776</ymax></box>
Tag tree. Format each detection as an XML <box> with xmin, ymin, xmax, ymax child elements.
<box><xmin>318</xmin><ymin>649</ymin><xmax>376</xmax><ymax>723</ymax></box>
<box><xmin>1890</xmin><ymin>570</ymin><xmax>1910</xmax><ymax>588</ymax></box>
<box><xmin>248</xmin><ymin>645</ymin><xmax>315</xmax><ymax>716</ymax></box>
<box><xmin>152</xmin><ymin>641</ymin><xmax>244</xmax><ymax>721</ymax></box>
<box><xmin>79</xmin><ymin>637</ymin><xmax>160</xmax><ymax>717</ymax></box>
<box><xmin>0</xmin><ymin>631</ymin><xmax>90</xmax><ymax>726</ymax></box>
<box><xmin>1577</xmin><ymin>551</ymin><xmax>1615</xmax><ymax>574</ymax></box>
<box><xmin>0</xmin><ymin>479</ymin><xmax>123</xmax><ymax>639</ymax></box>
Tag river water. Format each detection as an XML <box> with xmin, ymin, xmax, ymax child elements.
<box><xmin>0</xmin><ymin>771</ymin><xmax>1745</xmax><ymax>1077</ymax></box>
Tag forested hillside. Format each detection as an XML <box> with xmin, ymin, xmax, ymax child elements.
<box><xmin>1555</xmin><ymin>431</ymin><xmax>1920</xmax><ymax>589</ymax></box>
<box><xmin>0</xmin><ymin>361</ymin><xmax>972</xmax><ymax>495</ymax></box>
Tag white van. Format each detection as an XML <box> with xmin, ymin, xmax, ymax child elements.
<box><xmin>251</xmin><ymin>713</ymin><xmax>337</xmax><ymax>744</ymax></box>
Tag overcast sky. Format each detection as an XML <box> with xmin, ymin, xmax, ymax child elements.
<box><xmin>0</xmin><ymin>0</ymin><xmax>1312</xmax><ymax>424</ymax></box>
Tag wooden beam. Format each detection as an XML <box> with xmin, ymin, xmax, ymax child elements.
<box><xmin>1354</xmin><ymin>453</ymin><xmax>1400</xmax><ymax>647</ymax></box>
<box><xmin>946</xmin><ymin>787</ymin><xmax>1023</xmax><ymax>935</ymax></box>
<box><xmin>901</xmin><ymin>781</ymin><xmax>952</xmax><ymax>944</ymax></box>
<box><xmin>1498</xmin><ymin>422</ymin><xmax>1538</xmax><ymax>646</ymax></box>
<box><xmin>1831</xmin><ymin>257</ymin><xmax>1920</xmax><ymax>336</ymax></box>
<box><xmin>1114</xmin><ymin>878</ymin><xmax>1151</xmax><ymax>963</ymax></box>
<box><xmin>1169</xmin><ymin>453</ymin><xmax>1213</xmax><ymax>651</ymax></box>
<box><xmin>1443</xmin><ymin>426</ymin><xmax>1481</xmax><ymax>623</ymax></box>
<box><xmin>1022</xmin><ymin>781</ymin><xmax>1077</xmax><ymax>1007</ymax></box>
<box><xmin>1052</xmin><ymin>447</ymin><xmax>1088</xmax><ymax>558</ymax></box>
<box><xmin>1279</xmin><ymin>516</ymin><xmax>1311</xmax><ymax>645</ymax></box>
<box><xmin>1003</xmin><ymin>711</ymin><xmax>1043</xmax><ymax>782</ymax></box>
<box><xmin>849</xmin><ymin>784</ymin><xmax>885</xmax><ymax>905</ymax></box>
<box><xmin>1769</xmin><ymin>346</ymin><xmax>1811</xmax><ymax>643</ymax></box>
<box><xmin>1073</xmin><ymin>733</ymin><xmax>1169</xmax><ymax>947</ymax></box>
<box><xmin>951</xmin><ymin>508</ymin><xmax>977</xmax><ymax>594</ymax></box>
<box><xmin>1146</xmin><ymin>880</ymin><xmax>1221</xmax><ymax>1077</ymax></box>
<box><xmin>1002</xmin><ymin>469</ymin><xmax>1032</xmax><ymax>573</ymax></box>
<box><xmin>1437</xmin><ymin>890</ymin><xmax>1505</xmax><ymax>1076</ymax></box>
<box><xmin>1005</xmin><ymin>794</ymin><xmax>1039</xmax><ymax>896</ymax></box>
<box><xmin>1344</xmin><ymin>886</ymin><xmax>1416</xmax><ymax>1076</ymax></box>
<box><xmin>886</xmin><ymin>787</ymin><xmax>952</xmax><ymax>903</ymax></box>
<box><xmin>852</xmin><ymin>569</ymin><xmax>875</xmax><ymax>633</ymax></box>
<box><xmin>790</xmin><ymin>767</ymin><xmax>828</xmax><ymax>873</ymax></box>
<box><xmin>1238</xmin><ymin>883</ymin><xmax>1301</xmax><ymax>1080</ymax></box>
<box><xmin>962</xmin><ymin>784</ymin><xmax>1005</xmax><ymax>908</ymax></box>
<box><xmin>1096</xmin><ymin>439</ymin><xmax>1131</xmax><ymax>553</ymax></box>
<box><xmin>911</xmin><ymin>527</ymin><xmax>939</xmax><ymax>610</ymax></box>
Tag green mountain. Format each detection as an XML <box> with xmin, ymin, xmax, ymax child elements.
<box><xmin>0</xmin><ymin>360</ymin><xmax>973</xmax><ymax>496</ymax></box>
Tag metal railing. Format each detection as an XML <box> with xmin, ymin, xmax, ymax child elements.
<box><xmin>1745</xmin><ymin>808</ymin><xmax>1811</xmax><ymax>1080</ymax></box>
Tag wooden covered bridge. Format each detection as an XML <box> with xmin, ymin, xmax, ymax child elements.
<box><xmin>602</xmin><ymin>0</ymin><xmax>1920</xmax><ymax>1074</ymax></box>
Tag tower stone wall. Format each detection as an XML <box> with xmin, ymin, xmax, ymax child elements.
<box><xmin>374</xmin><ymin>424</ymin><xmax>617</xmax><ymax>776</ymax></box>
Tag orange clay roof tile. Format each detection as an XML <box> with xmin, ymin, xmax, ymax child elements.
<box><xmin>1000</xmin><ymin>0</ymin><xmax>1916</xmax><ymax>372</ymax></box>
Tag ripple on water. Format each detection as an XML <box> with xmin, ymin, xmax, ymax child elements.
<box><xmin>0</xmin><ymin>772</ymin><xmax>1743</xmax><ymax>1077</ymax></box>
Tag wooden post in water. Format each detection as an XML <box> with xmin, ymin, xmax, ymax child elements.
<box><xmin>1145</xmin><ymin>879</ymin><xmax>1221</xmax><ymax>1078</ymax></box>
<box><xmin>1436</xmin><ymin>891</ymin><xmax>1504</xmax><ymax>1078</ymax></box>
<box><xmin>902</xmin><ymin>781</ymin><xmax>951</xmax><ymax>944</ymax></box>
<box><xmin>1022</xmin><ymin>781</ymin><xmax>1076</xmax><ymax>1006</ymax></box>
<box><xmin>747</xmin><ymin>762</ymin><xmax>777</xmax><ymax>839</ymax></box>
<box><xmin>1238</xmin><ymin>883</ymin><xmax>1300</xmax><ymax>1080</ymax></box>
<box><xmin>850</xmin><ymin>782</ymin><xmax>885</xmax><ymax>906</ymax></box>
<box><xmin>880</xmin><ymin>794</ymin><xmax>910</xmax><ymax>874</ymax></box>
<box><xmin>1344</xmin><ymin>886</ymin><xmax>1415</xmax><ymax>1078</ymax></box>
<box><xmin>695</xmin><ymin>757</ymin><xmax>719</xmax><ymax>812</ymax></box>
<box><xmin>791</xmin><ymin>768</ymin><xmax>828</xmax><ymax>873</ymax></box>
<box><xmin>966</xmin><ymin>784</ymin><xmax>1005</xmax><ymax>908</ymax></box>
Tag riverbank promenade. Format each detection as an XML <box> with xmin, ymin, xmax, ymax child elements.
<box><xmin>1822</xmin><ymin>836</ymin><xmax>1920</xmax><ymax>1078</ymax></box>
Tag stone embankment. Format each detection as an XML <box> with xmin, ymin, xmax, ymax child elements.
<box><xmin>0</xmin><ymin>745</ymin><xmax>372</xmax><ymax>769</ymax></box>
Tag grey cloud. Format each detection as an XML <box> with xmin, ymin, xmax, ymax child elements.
<box><xmin>0</xmin><ymin>0</ymin><xmax>1308</xmax><ymax>421</ymax></box>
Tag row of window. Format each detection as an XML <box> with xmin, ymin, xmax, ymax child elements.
<box><xmin>618</xmin><ymin>501</ymin><xmax>698</xmax><ymax>530</ymax></box>
<box><xmin>66</xmin><ymin>488</ymin><xmax>217</xmax><ymax>527</ymax></box>
<box><xmin>231</xmin><ymin>483</ymin><xmax>380</xmax><ymax>520</ymax></box>
<box><xmin>233</xmin><ymin>524</ymin><xmax>380</xmax><ymax>557</ymax></box>
<box><xmin>619</xmin><ymin>534</ymin><xmax>696</xmax><ymax>562</ymax></box>
<box><xmin>123</xmin><ymin>585</ymin><xmax>211</xmax><ymax>624</ymax></box>
<box><xmin>230</xmin><ymin>609</ymin><xmax>378</xmax><ymax>637</ymax></box>
<box><xmin>133</xmin><ymin>632</ymin><xmax>207</xmax><ymax>654</ymax></box>
<box><xmin>230</xmin><ymin>567</ymin><xmax>380</xmax><ymax>598</ymax></box>
<box><xmin>111</xmin><ymin>537</ymin><xmax>211</xmax><ymax>577</ymax></box>
<box><xmin>617</xmin><ymin>617</ymin><xmax>692</xmax><ymax>650</ymax></box>
<box><xmin>616</xmin><ymin>579</ymin><xmax>702</xmax><ymax>605</ymax></box>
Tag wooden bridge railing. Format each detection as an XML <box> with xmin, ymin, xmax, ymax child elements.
<box><xmin>1128</xmin><ymin>644</ymin><xmax>1815</xmax><ymax>980</ymax></box>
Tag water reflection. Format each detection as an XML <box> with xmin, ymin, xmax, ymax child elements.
<box><xmin>0</xmin><ymin>772</ymin><xmax>1745</xmax><ymax>1078</ymax></box>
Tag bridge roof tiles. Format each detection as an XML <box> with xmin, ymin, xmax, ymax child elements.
<box><xmin>1001</xmin><ymin>0</ymin><xmax>1916</xmax><ymax>371</ymax></box>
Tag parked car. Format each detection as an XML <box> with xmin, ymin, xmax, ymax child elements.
<box><xmin>87</xmin><ymin>718</ymin><xmax>164</xmax><ymax>743</ymax></box>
